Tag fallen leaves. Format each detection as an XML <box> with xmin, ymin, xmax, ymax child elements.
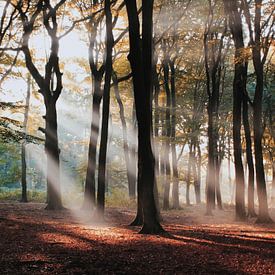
<box><xmin>0</xmin><ymin>202</ymin><xmax>274</xmax><ymax>274</ymax></box>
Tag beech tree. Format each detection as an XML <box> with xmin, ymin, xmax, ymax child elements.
<box><xmin>11</xmin><ymin>0</ymin><xmax>69</xmax><ymax>210</ymax></box>
<box><xmin>20</xmin><ymin>74</ymin><xmax>31</xmax><ymax>202</ymax></box>
<box><xmin>223</xmin><ymin>0</ymin><xmax>246</xmax><ymax>220</ymax></box>
<box><xmin>96</xmin><ymin>0</ymin><xmax>114</xmax><ymax>218</ymax></box>
<box><xmin>125</xmin><ymin>0</ymin><xmax>164</xmax><ymax>234</ymax></box>
<box><xmin>242</xmin><ymin>0</ymin><xmax>274</xmax><ymax>223</ymax></box>
<box><xmin>204</xmin><ymin>0</ymin><xmax>227</xmax><ymax>214</ymax></box>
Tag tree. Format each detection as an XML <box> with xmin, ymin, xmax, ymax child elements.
<box><xmin>82</xmin><ymin>1</ymin><xmax>105</xmax><ymax>209</ymax></box>
<box><xmin>112</xmin><ymin>72</ymin><xmax>137</xmax><ymax>199</ymax></box>
<box><xmin>16</xmin><ymin>0</ymin><xmax>66</xmax><ymax>210</ymax></box>
<box><xmin>21</xmin><ymin>74</ymin><xmax>31</xmax><ymax>202</ymax></box>
<box><xmin>204</xmin><ymin>0</ymin><xmax>227</xmax><ymax>214</ymax></box>
<box><xmin>242</xmin><ymin>0</ymin><xmax>274</xmax><ymax>223</ymax></box>
<box><xmin>125</xmin><ymin>0</ymin><xmax>164</xmax><ymax>234</ymax></box>
<box><xmin>223</xmin><ymin>0</ymin><xmax>246</xmax><ymax>220</ymax></box>
<box><xmin>96</xmin><ymin>0</ymin><xmax>114</xmax><ymax>218</ymax></box>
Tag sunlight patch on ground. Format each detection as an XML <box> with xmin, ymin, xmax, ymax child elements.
<box><xmin>38</xmin><ymin>232</ymin><xmax>90</xmax><ymax>250</ymax></box>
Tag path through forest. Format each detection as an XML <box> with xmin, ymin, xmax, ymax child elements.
<box><xmin>0</xmin><ymin>202</ymin><xmax>274</xmax><ymax>274</ymax></box>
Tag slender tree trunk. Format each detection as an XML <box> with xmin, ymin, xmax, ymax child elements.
<box><xmin>243</xmin><ymin>96</ymin><xmax>256</xmax><ymax>217</ymax></box>
<box><xmin>83</xmin><ymin>76</ymin><xmax>103</xmax><ymax>210</ymax></box>
<box><xmin>186</xmin><ymin>143</ymin><xmax>192</xmax><ymax>206</ymax></box>
<box><xmin>196</xmin><ymin>143</ymin><xmax>202</xmax><ymax>204</ymax></box>
<box><xmin>171</xmin><ymin>144</ymin><xmax>179</xmax><ymax>208</ymax></box>
<box><xmin>192</xmin><ymin>145</ymin><xmax>200</xmax><ymax>205</ymax></box>
<box><xmin>215</xmin><ymin>159</ymin><xmax>222</xmax><ymax>209</ymax></box>
<box><xmin>21</xmin><ymin>75</ymin><xmax>31</xmax><ymax>203</ymax></box>
<box><xmin>206</xmin><ymin>101</ymin><xmax>215</xmax><ymax>214</ymax></box>
<box><xmin>153</xmin><ymin>55</ymin><xmax>160</xmax><ymax>176</ymax></box>
<box><xmin>162</xmin><ymin>51</ymin><xmax>171</xmax><ymax>210</ymax></box>
<box><xmin>170</xmin><ymin>60</ymin><xmax>180</xmax><ymax>209</ymax></box>
<box><xmin>97</xmin><ymin>0</ymin><xmax>114</xmax><ymax>218</ymax></box>
<box><xmin>113</xmin><ymin>73</ymin><xmax>136</xmax><ymax>198</ymax></box>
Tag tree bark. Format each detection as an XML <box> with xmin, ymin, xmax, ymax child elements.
<box><xmin>21</xmin><ymin>75</ymin><xmax>31</xmax><ymax>203</ymax></box>
<box><xmin>113</xmin><ymin>73</ymin><xmax>136</xmax><ymax>198</ymax></box>
<box><xmin>18</xmin><ymin>1</ymin><xmax>64</xmax><ymax>210</ymax></box>
<box><xmin>125</xmin><ymin>0</ymin><xmax>164</xmax><ymax>234</ymax></box>
<box><xmin>44</xmin><ymin>100</ymin><xmax>62</xmax><ymax>210</ymax></box>
<box><xmin>243</xmin><ymin>96</ymin><xmax>256</xmax><ymax>217</ymax></box>
<box><xmin>83</xmin><ymin>75</ymin><xmax>103</xmax><ymax>210</ymax></box>
<box><xmin>96</xmin><ymin>0</ymin><xmax>114</xmax><ymax>218</ymax></box>
<box><xmin>271</xmin><ymin>160</ymin><xmax>275</xmax><ymax>206</ymax></box>
<box><xmin>224</xmin><ymin>0</ymin><xmax>246</xmax><ymax>220</ymax></box>
<box><xmin>170</xmin><ymin>60</ymin><xmax>180</xmax><ymax>209</ymax></box>
<box><xmin>162</xmin><ymin>49</ymin><xmax>171</xmax><ymax>210</ymax></box>
<box><xmin>252</xmin><ymin>0</ymin><xmax>271</xmax><ymax>223</ymax></box>
<box><xmin>186</xmin><ymin>143</ymin><xmax>192</xmax><ymax>206</ymax></box>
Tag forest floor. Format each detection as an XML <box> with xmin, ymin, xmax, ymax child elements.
<box><xmin>0</xmin><ymin>202</ymin><xmax>274</xmax><ymax>274</ymax></box>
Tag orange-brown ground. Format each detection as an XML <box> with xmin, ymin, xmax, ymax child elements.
<box><xmin>0</xmin><ymin>202</ymin><xmax>274</xmax><ymax>274</ymax></box>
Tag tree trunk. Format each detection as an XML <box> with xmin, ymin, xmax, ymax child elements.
<box><xmin>186</xmin><ymin>143</ymin><xmax>193</xmax><ymax>206</ymax></box>
<box><xmin>162</xmin><ymin>50</ymin><xmax>171</xmax><ymax>210</ymax></box>
<box><xmin>215</xmin><ymin>160</ymin><xmax>222</xmax><ymax>209</ymax></box>
<box><xmin>96</xmin><ymin>0</ymin><xmax>114</xmax><ymax>218</ymax></box>
<box><xmin>192</xmin><ymin>145</ymin><xmax>200</xmax><ymax>205</ymax></box>
<box><xmin>224</xmin><ymin>0</ymin><xmax>246</xmax><ymax>220</ymax></box>
<box><xmin>113</xmin><ymin>73</ymin><xmax>136</xmax><ymax>198</ymax></box>
<box><xmin>253</xmin><ymin>71</ymin><xmax>270</xmax><ymax>222</ymax></box>
<box><xmin>21</xmin><ymin>75</ymin><xmax>31</xmax><ymax>203</ymax></box>
<box><xmin>45</xmin><ymin>100</ymin><xmax>62</xmax><ymax>210</ymax></box>
<box><xmin>233</xmin><ymin>61</ymin><xmax>246</xmax><ymax>220</ymax></box>
<box><xmin>252</xmin><ymin>0</ymin><xmax>271</xmax><ymax>223</ymax></box>
<box><xmin>83</xmin><ymin>76</ymin><xmax>103</xmax><ymax>210</ymax></box>
<box><xmin>170</xmin><ymin>60</ymin><xmax>180</xmax><ymax>209</ymax></box>
<box><xmin>153</xmin><ymin>54</ymin><xmax>160</xmax><ymax>177</ymax></box>
<box><xmin>206</xmin><ymin>101</ymin><xmax>215</xmax><ymax>214</ymax></box>
<box><xmin>125</xmin><ymin>0</ymin><xmax>164</xmax><ymax>233</ymax></box>
<box><xmin>271</xmin><ymin>160</ymin><xmax>275</xmax><ymax>206</ymax></box>
<box><xmin>243</xmin><ymin>96</ymin><xmax>256</xmax><ymax>217</ymax></box>
<box><xmin>196</xmin><ymin>143</ymin><xmax>202</xmax><ymax>204</ymax></box>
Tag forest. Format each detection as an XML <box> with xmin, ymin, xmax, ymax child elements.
<box><xmin>0</xmin><ymin>0</ymin><xmax>274</xmax><ymax>274</ymax></box>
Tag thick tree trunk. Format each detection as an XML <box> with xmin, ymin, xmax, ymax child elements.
<box><xmin>96</xmin><ymin>0</ymin><xmax>114</xmax><ymax>218</ymax></box>
<box><xmin>233</xmin><ymin>61</ymin><xmax>246</xmax><ymax>220</ymax></box>
<box><xmin>224</xmin><ymin>0</ymin><xmax>246</xmax><ymax>220</ymax></box>
<box><xmin>45</xmin><ymin>101</ymin><xmax>62</xmax><ymax>210</ymax></box>
<box><xmin>206</xmin><ymin>102</ymin><xmax>215</xmax><ymax>214</ymax></box>
<box><xmin>253</xmin><ymin>72</ymin><xmax>271</xmax><ymax>222</ymax></box>
<box><xmin>252</xmin><ymin>1</ymin><xmax>272</xmax><ymax>223</ymax></box>
<box><xmin>21</xmin><ymin>75</ymin><xmax>31</xmax><ymax>203</ymax></box>
<box><xmin>125</xmin><ymin>0</ymin><xmax>164</xmax><ymax>233</ymax></box>
<box><xmin>271</xmin><ymin>161</ymin><xmax>275</xmax><ymax>206</ymax></box>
